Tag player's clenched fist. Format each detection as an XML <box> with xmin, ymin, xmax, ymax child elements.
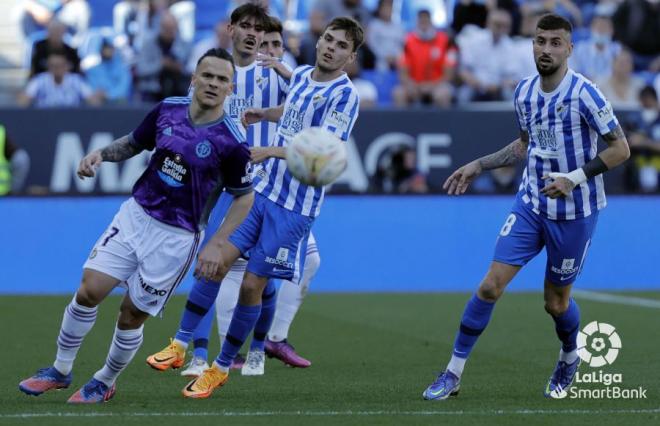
<box><xmin>443</xmin><ymin>160</ymin><xmax>483</xmax><ymax>195</ymax></box>
<box><xmin>77</xmin><ymin>150</ymin><xmax>103</xmax><ymax>179</ymax></box>
<box><xmin>241</xmin><ymin>108</ymin><xmax>265</xmax><ymax>128</ymax></box>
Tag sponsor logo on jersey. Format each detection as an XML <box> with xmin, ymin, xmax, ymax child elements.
<box><xmin>195</xmin><ymin>140</ymin><xmax>212</xmax><ymax>159</ymax></box>
<box><xmin>551</xmin><ymin>258</ymin><xmax>578</xmax><ymax>276</ymax></box>
<box><xmin>89</xmin><ymin>248</ymin><xmax>97</xmax><ymax>259</ymax></box>
<box><xmin>535</xmin><ymin>125</ymin><xmax>557</xmax><ymax>151</ymax></box>
<box><xmin>241</xmin><ymin>162</ymin><xmax>253</xmax><ymax>184</ymax></box>
<box><xmin>265</xmin><ymin>247</ymin><xmax>293</xmax><ymax>269</ymax></box>
<box><xmin>280</xmin><ymin>109</ymin><xmax>304</xmax><ymax>138</ymax></box>
<box><xmin>163</xmin><ymin>126</ymin><xmax>173</xmax><ymax>136</ymax></box>
<box><xmin>229</xmin><ymin>95</ymin><xmax>254</xmax><ymax>119</ymax></box>
<box><xmin>157</xmin><ymin>153</ymin><xmax>189</xmax><ymax>187</ymax></box>
<box><xmin>327</xmin><ymin>110</ymin><xmax>350</xmax><ymax>132</ymax></box>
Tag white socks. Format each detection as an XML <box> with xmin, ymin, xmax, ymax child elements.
<box><xmin>559</xmin><ymin>348</ymin><xmax>579</xmax><ymax>364</ymax></box>
<box><xmin>215</xmin><ymin>266</ymin><xmax>243</xmax><ymax>343</ymax></box>
<box><xmin>268</xmin><ymin>250</ymin><xmax>320</xmax><ymax>342</ymax></box>
<box><xmin>447</xmin><ymin>355</ymin><xmax>467</xmax><ymax>378</ymax></box>
<box><xmin>53</xmin><ymin>296</ymin><xmax>98</xmax><ymax>375</ymax></box>
<box><xmin>94</xmin><ymin>325</ymin><xmax>144</xmax><ymax>386</ymax></box>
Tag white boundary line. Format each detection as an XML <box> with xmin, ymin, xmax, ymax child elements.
<box><xmin>573</xmin><ymin>290</ymin><xmax>660</xmax><ymax>309</ymax></box>
<box><xmin>2</xmin><ymin>409</ymin><xmax>660</xmax><ymax>418</ymax></box>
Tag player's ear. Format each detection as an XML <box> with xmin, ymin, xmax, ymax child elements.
<box><xmin>348</xmin><ymin>50</ymin><xmax>357</xmax><ymax>64</ymax></box>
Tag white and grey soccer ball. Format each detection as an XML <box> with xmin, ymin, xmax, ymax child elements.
<box><xmin>286</xmin><ymin>127</ymin><xmax>347</xmax><ymax>187</ymax></box>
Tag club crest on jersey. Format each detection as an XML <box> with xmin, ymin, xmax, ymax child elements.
<box><xmin>256</xmin><ymin>76</ymin><xmax>269</xmax><ymax>90</ymax></box>
<box><xmin>556</xmin><ymin>102</ymin><xmax>570</xmax><ymax>119</ymax></box>
<box><xmin>312</xmin><ymin>94</ymin><xmax>326</xmax><ymax>106</ymax></box>
<box><xmin>196</xmin><ymin>140</ymin><xmax>212</xmax><ymax>158</ymax></box>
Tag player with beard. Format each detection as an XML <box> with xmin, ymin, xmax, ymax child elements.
<box><xmin>422</xmin><ymin>14</ymin><xmax>630</xmax><ymax>400</ymax></box>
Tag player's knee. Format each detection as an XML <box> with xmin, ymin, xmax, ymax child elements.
<box><xmin>477</xmin><ymin>279</ymin><xmax>503</xmax><ymax>302</ymax></box>
<box><xmin>544</xmin><ymin>299</ymin><xmax>569</xmax><ymax>317</ymax></box>
<box><xmin>306</xmin><ymin>251</ymin><xmax>321</xmax><ymax>275</ymax></box>
<box><xmin>76</xmin><ymin>281</ymin><xmax>103</xmax><ymax>307</ymax></box>
<box><xmin>117</xmin><ymin>303</ymin><xmax>147</xmax><ymax>329</ymax></box>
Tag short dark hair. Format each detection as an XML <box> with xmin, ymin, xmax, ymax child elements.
<box><xmin>324</xmin><ymin>17</ymin><xmax>364</xmax><ymax>52</ymax></box>
<box><xmin>536</xmin><ymin>13</ymin><xmax>572</xmax><ymax>34</ymax></box>
<box><xmin>639</xmin><ymin>85</ymin><xmax>658</xmax><ymax>102</ymax></box>
<box><xmin>196</xmin><ymin>47</ymin><xmax>235</xmax><ymax>71</ymax></box>
<box><xmin>417</xmin><ymin>9</ymin><xmax>431</xmax><ymax>18</ymax></box>
<box><xmin>230</xmin><ymin>2</ymin><xmax>269</xmax><ymax>27</ymax></box>
<box><xmin>264</xmin><ymin>15</ymin><xmax>283</xmax><ymax>35</ymax></box>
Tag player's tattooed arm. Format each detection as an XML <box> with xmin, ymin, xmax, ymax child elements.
<box><xmin>443</xmin><ymin>132</ymin><xmax>528</xmax><ymax>195</ymax></box>
<box><xmin>478</xmin><ymin>131</ymin><xmax>529</xmax><ymax>170</ymax></box>
<box><xmin>100</xmin><ymin>135</ymin><xmax>143</xmax><ymax>162</ymax></box>
<box><xmin>77</xmin><ymin>135</ymin><xmax>142</xmax><ymax>179</ymax></box>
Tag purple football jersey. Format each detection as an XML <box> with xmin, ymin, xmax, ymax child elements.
<box><xmin>129</xmin><ymin>97</ymin><xmax>252</xmax><ymax>232</ymax></box>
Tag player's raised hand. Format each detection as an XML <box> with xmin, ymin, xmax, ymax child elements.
<box><xmin>541</xmin><ymin>173</ymin><xmax>575</xmax><ymax>198</ymax></box>
<box><xmin>443</xmin><ymin>160</ymin><xmax>482</xmax><ymax>195</ymax></box>
<box><xmin>77</xmin><ymin>150</ymin><xmax>103</xmax><ymax>179</ymax></box>
<box><xmin>242</xmin><ymin>108</ymin><xmax>265</xmax><ymax>127</ymax></box>
<box><xmin>257</xmin><ymin>53</ymin><xmax>292</xmax><ymax>80</ymax></box>
<box><xmin>194</xmin><ymin>242</ymin><xmax>222</xmax><ymax>281</ymax></box>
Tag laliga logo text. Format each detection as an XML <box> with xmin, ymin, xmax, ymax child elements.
<box><xmin>551</xmin><ymin>321</ymin><xmax>647</xmax><ymax>400</ymax></box>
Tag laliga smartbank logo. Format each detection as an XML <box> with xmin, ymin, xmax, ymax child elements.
<box><xmin>550</xmin><ymin>321</ymin><xmax>647</xmax><ymax>400</ymax></box>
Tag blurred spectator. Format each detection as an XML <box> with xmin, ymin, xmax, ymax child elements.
<box><xmin>17</xmin><ymin>0</ymin><xmax>90</xmax><ymax>46</ymax></box>
<box><xmin>538</xmin><ymin>0</ymin><xmax>583</xmax><ymax>27</ymax></box>
<box><xmin>311</xmin><ymin>0</ymin><xmax>372</xmax><ymax>27</ymax></box>
<box><xmin>510</xmin><ymin>5</ymin><xmax>544</xmax><ymax>81</ymax></box>
<box><xmin>55</xmin><ymin>0</ymin><xmax>90</xmax><ymax>47</ymax></box>
<box><xmin>86</xmin><ymin>39</ymin><xmax>132</xmax><ymax>104</ymax></box>
<box><xmin>456</xmin><ymin>9</ymin><xmax>518</xmax><ymax>102</ymax></box>
<box><xmin>296</xmin><ymin>9</ymin><xmax>326</xmax><ymax>66</ymax></box>
<box><xmin>375</xmin><ymin>145</ymin><xmax>429</xmax><ymax>193</ymax></box>
<box><xmin>0</xmin><ymin>125</ymin><xmax>31</xmax><ymax>195</ymax></box>
<box><xmin>452</xmin><ymin>0</ymin><xmax>488</xmax><ymax>35</ymax></box>
<box><xmin>18</xmin><ymin>52</ymin><xmax>101</xmax><ymax>107</ymax></box>
<box><xmin>626</xmin><ymin>86</ymin><xmax>660</xmax><ymax>192</ymax></box>
<box><xmin>186</xmin><ymin>20</ymin><xmax>231</xmax><ymax>74</ymax></box>
<box><xmin>135</xmin><ymin>12</ymin><xmax>191</xmax><ymax>102</ymax></box>
<box><xmin>114</xmin><ymin>0</ymin><xmax>169</xmax><ymax>57</ymax></box>
<box><xmin>570</xmin><ymin>11</ymin><xmax>620</xmax><ymax>81</ymax></box>
<box><xmin>612</xmin><ymin>0</ymin><xmax>660</xmax><ymax>67</ymax></box>
<box><xmin>596</xmin><ymin>48</ymin><xmax>646</xmax><ymax>108</ymax></box>
<box><xmin>30</xmin><ymin>19</ymin><xmax>80</xmax><ymax>78</ymax></box>
<box><xmin>367</xmin><ymin>0</ymin><xmax>405</xmax><ymax>72</ymax></box>
<box><xmin>345</xmin><ymin>61</ymin><xmax>377</xmax><ymax>108</ymax></box>
<box><xmin>393</xmin><ymin>9</ymin><xmax>456</xmax><ymax>108</ymax></box>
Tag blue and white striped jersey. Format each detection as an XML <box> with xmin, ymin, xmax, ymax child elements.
<box><xmin>254</xmin><ymin>65</ymin><xmax>360</xmax><ymax>217</ymax></box>
<box><xmin>514</xmin><ymin>68</ymin><xmax>620</xmax><ymax>220</ymax></box>
<box><xmin>224</xmin><ymin>61</ymin><xmax>290</xmax><ymax>147</ymax></box>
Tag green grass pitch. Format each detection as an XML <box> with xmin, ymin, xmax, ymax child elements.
<box><xmin>1</xmin><ymin>292</ymin><xmax>659</xmax><ymax>425</ymax></box>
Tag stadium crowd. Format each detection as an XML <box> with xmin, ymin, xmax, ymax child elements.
<box><xmin>3</xmin><ymin>0</ymin><xmax>660</xmax><ymax>193</ymax></box>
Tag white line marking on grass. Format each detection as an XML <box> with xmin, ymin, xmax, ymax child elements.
<box><xmin>573</xmin><ymin>290</ymin><xmax>660</xmax><ymax>309</ymax></box>
<box><xmin>3</xmin><ymin>409</ymin><xmax>660</xmax><ymax>418</ymax></box>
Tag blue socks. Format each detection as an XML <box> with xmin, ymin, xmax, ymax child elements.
<box><xmin>216</xmin><ymin>303</ymin><xmax>261</xmax><ymax>368</ymax></box>
<box><xmin>453</xmin><ymin>294</ymin><xmax>496</xmax><ymax>359</ymax></box>
<box><xmin>192</xmin><ymin>303</ymin><xmax>215</xmax><ymax>360</ymax></box>
<box><xmin>174</xmin><ymin>278</ymin><xmax>221</xmax><ymax>344</ymax></box>
<box><xmin>250</xmin><ymin>280</ymin><xmax>277</xmax><ymax>352</ymax></box>
<box><xmin>552</xmin><ymin>298</ymin><xmax>580</xmax><ymax>352</ymax></box>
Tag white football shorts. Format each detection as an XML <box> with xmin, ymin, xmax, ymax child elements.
<box><xmin>83</xmin><ymin>197</ymin><xmax>202</xmax><ymax>316</ymax></box>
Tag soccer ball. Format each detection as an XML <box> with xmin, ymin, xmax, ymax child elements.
<box><xmin>286</xmin><ymin>127</ymin><xmax>347</xmax><ymax>187</ymax></box>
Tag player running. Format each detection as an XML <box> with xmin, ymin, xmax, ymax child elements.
<box><xmin>147</xmin><ymin>16</ymin><xmax>363</xmax><ymax>399</ymax></box>
<box><xmin>18</xmin><ymin>48</ymin><xmax>253</xmax><ymax>404</ymax></box>
<box><xmin>422</xmin><ymin>14</ymin><xmax>630</xmax><ymax>400</ymax></box>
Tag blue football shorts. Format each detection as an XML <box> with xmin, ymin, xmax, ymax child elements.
<box><xmin>493</xmin><ymin>194</ymin><xmax>599</xmax><ymax>286</ymax></box>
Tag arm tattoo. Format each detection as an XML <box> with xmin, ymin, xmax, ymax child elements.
<box><xmin>478</xmin><ymin>132</ymin><xmax>529</xmax><ymax>171</ymax></box>
<box><xmin>602</xmin><ymin>125</ymin><xmax>625</xmax><ymax>143</ymax></box>
<box><xmin>100</xmin><ymin>135</ymin><xmax>142</xmax><ymax>162</ymax></box>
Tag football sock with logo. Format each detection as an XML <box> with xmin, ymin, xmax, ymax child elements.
<box><xmin>250</xmin><ymin>280</ymin><xmax>277</xmax><ymax>352</ymax></box>
<box><xmin>552</xmin><ymin>298</ymin><xmax>580</xmax><ymax>362</ymax></box>
<box><xmin>268</xmin><ymin>250</ymin><xmax>320</xmax><ymax>342</ymax></box>
<box><xmin>94</xmin><ymin>325</ymin><xmax>144</xmax><ymax>386</ymax></box>
<box><xmin>448</xmin><ymin>294</ymin><xmax>496</xmax><ymax>377</ymax></box>
<box><xmin>53</xmin><ymin>295</ymin><xmax>99</xmax><ymax>375</ymax></box>
<box><xmin>215</xmin><ymin>303</ymin><xmax>261</xmax><ymax>371</ymax></box>
<box><xmin>191</xmin><ymin>304</ymin><xmax>214</xmax><ymax>360</ymax></box>
<box><xmin>174</xmin><ymin>278</ymin><xmax>221</xmax><ymax>346</ymax></box>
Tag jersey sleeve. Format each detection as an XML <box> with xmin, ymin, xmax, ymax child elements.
<box><xmin>320</xmin><ymin>86</ymin><xmax>360</xmax><ymax>142</ymax></box>
<box><xmin>277</xmin><ymin>62</ymin><xmax>293</xmax><ymax>96</ymax></box>
<box><xmin>129</xmin><ymin>102</ymin><xmax>163</xmax><ymax>151</ymax></box>
<box><xmin>578</xmin><ymin>82</ymin><xmax>620</xmax><ymax>136</ymax></box>
<box><xmin>221</xmin><ymin>142</ymin><xmax>253</xmax><ymax>196</ymax></box>
<box><xmin>513</xmin><ymin>80</ymin><xmax>526</xmax><ymax>132</ymax></box>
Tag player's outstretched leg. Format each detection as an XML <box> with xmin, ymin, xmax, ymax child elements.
<box><xmin>266</xmin><ymin>248</ymin><xmax>320</xmax><ymax>368</ymax></box>
<box><xmin>147</xmin><ymin>278</ymin><xmax>221</xmax><ymax>371</ymax></box>
<box><xmin>180</xmin><ymin>304</ymin><xmax>214</xmax><ymax>377</ymax></box>
<box><xmin>68</xmin><ymin>294</ymin><xmax>147</xmax><ymax>403</ymax></box>
<box><xmin>183</xmin><ymin>273</ymin><xmax>266</xmax><ymax>398</ymax></box>
<box><xmin>242</xmin><ymin>279</ymin><xmax>277</xmax><ymax>376</ymax></box>
<box><xmin>544</xmin><ymin>281</ymin><xmax>581</xmax><ymax>398</ymax></box>
<box><xmin>424</xmin><ymin>262</ymin><xmax>518</xmax><ymax>400</ymax></box>
<box><xmin>19</xmin><ymin>270</ymin><xmax>117</xmax><ymax>396</ymax></box>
